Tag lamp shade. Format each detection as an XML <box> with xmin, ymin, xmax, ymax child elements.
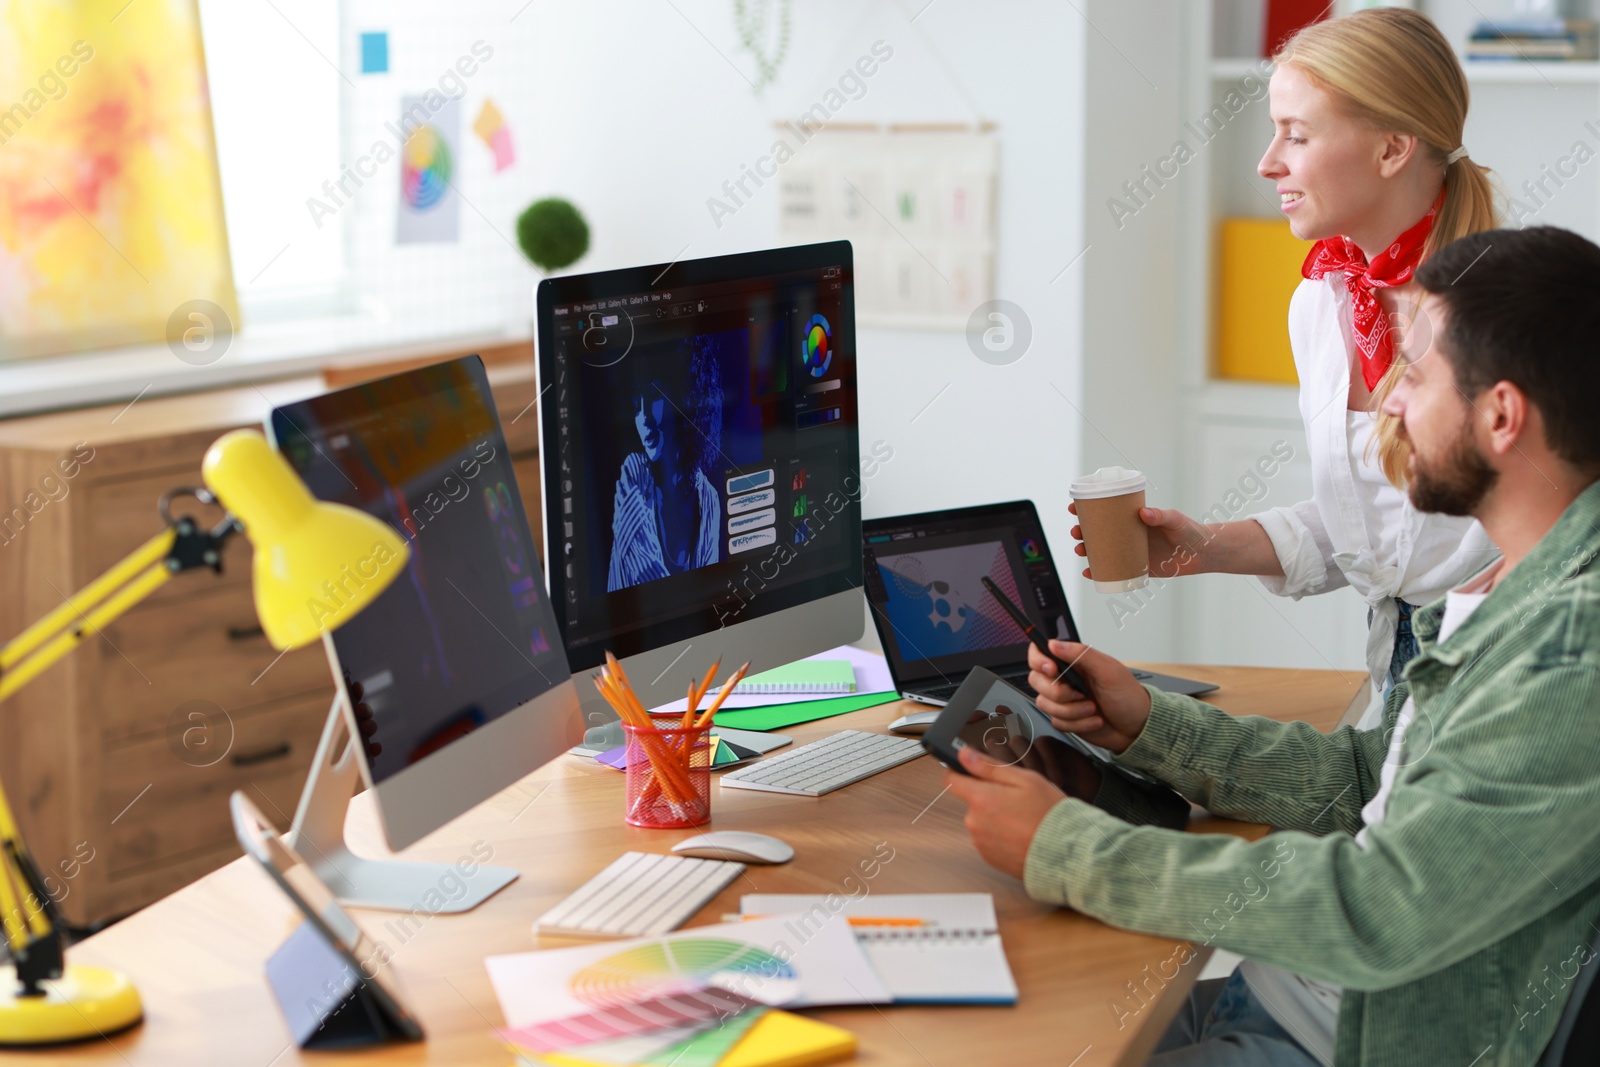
<box><xmin>201</xmin><ymin>430</ymin><xmax>410</xmax><ymax>650</ymax></box>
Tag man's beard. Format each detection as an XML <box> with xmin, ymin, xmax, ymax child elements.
<box><xmin>1407</xmin><ymin>418</ymin><xmax>1498</xmax><ymax>517</ymax></box>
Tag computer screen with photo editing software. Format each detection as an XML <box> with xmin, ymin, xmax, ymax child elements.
<box><xmin>539</xmin><ymin>241</ymin><xmax>862</xmax><ymax>677</ymax></box>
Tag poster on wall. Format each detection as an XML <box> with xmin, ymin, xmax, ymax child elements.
<box><xmin>777</xmin><ymin>126</ymin><xmax>998</xmax><ymax>331</ymax></box>
<box><xmin>0</xmin><ymin>0</ymin><xmax>239</xmax><ymax>361</ymax></box>
<box><xmin>396</xmin><ymin>95</ymin><xmax>461</xmax><ymax>245</ymax></box>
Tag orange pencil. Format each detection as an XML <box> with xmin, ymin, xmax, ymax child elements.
<box><xmin>737</xmin><ymin>914</ymin><xmax>928</xmax><ymax>928</ymax></box>
<box><xmin>677</xmin><ymin>657</ymin><xmax>722</xmax><ymax>761</ymax></box>
<box><xmin>693</xmin><ymin>658</ymin><xmax>722</xmax><ymax>709</ymax></box>
<box><xmin>694</xmin><ymin>661</ymin><xmax>750</xmax><ymax>729</ymax></box>
<box><xmin>595</xmin><ymin>674</ymin><xmax>693</xmax><ymax>802</ymax></box>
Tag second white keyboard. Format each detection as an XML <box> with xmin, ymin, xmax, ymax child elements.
<box><xmin>534</xmin><ymin>852</ymin><xmax>746</xmax><ymax>939</ymax></box>
<box><xmin>719</xmin><ymin>730</ymin><xmax>924</xmax><ymax>796</ymax></box>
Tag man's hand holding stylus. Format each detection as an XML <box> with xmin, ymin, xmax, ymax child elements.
<box><xmin>1027</xmin><ymin>640</ymin><xmax>1151</xmax><ymax>754</ymax></box>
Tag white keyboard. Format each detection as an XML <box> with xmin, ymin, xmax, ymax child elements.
<box><xmin>719</xmin><ymin>730</ymin><xmax>924</xmax><ymax>797</ymax></box>
<box><xmin>534</xmin><ymin>851</ymin><xmax>745</xmax><ymax>939</ymax></box>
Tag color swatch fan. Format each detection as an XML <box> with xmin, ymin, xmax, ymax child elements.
<box><xmin>571</xmin><ymin>938</ymin><xmax>799</xmax><ymax>1008</ymax></box>
<box><xmin>485</xmin><ymin>917</ymin><xmax>888</xmax><ymax>1030</ymax></box>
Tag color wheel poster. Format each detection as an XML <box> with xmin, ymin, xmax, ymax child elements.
<box><xmin>396</xmin><ymin>95</ymin><xmax>460</xmax><ymax>244</ymax></box>
<box><xmin>484</xmin><ymin>917</ymin><xmax>888</xmax><ymax>1029</ymax></box>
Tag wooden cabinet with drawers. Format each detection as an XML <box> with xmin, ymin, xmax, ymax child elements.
<box><xmin>0</xmin><ymin>356</ymin><xmax>542</xmax><ymax>925</ymax></box>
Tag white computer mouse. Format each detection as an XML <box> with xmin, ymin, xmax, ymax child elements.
<box><xmin>671</xmin><ymin>830</ymin><xmax>794</xmax><ymax>864</ymax></box>
<box><xmin>888</xmin><ymin>709</ymin><xmax>942</xmax><ymax>735</ymax></box>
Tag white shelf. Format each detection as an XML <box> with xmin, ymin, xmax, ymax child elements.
<box><xmin>1210</xmin><ymin>57</ymin><xmax>1270</xmax><ymax>80</ymax></box>
<box><xmin>1211</xmin><ymin>58</ymin><xmax>1600</xmax><ymax>84</ymax></box>
<box><xmin>1463</xmin><ymin>60</ymin><xmax>1600</xmax><ymax>84</ymax></box>
<box><xmin>1197</xmin><ymin>380</ymin><xmax>1301</xmax><ymax>423</ymax></box>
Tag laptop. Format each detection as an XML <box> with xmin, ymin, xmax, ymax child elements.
<box><xmin>863</xmin><ymin>500</ymin><xmax>1217</xmax><ymax>706</ymax></box>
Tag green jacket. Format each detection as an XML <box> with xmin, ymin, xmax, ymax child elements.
<box><xmin>1024</xmin><ymin>480</ymin><xmax>1600</xmax><ymax>1067</ymax></box>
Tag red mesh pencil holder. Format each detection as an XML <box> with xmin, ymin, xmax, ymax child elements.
<box><xmin>622</xmin><ymin>716</ymin><xmax>713</xmax><ymax>828</ymax></box>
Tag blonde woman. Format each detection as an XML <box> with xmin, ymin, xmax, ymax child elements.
<box><xmin>1057</xmin><ymin>10</ymin><xmax>1501</xmax><ymax>1065</ymax></box>
<box><xmin>1074</xmin><ymin>9</ymin><xmax>1500</xmax><ymax>727</ymax></box>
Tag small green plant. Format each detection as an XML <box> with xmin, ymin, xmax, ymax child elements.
<box><xmin>516</xmin><ymin>198</ymin><xmax>590</xmax><ymax>272</ymax></box>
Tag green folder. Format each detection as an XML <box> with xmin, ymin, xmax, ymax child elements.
<box><xmin>712</xmin><ymin>691</ymin><xmax>899</xmax><ymax>731</ymax></box>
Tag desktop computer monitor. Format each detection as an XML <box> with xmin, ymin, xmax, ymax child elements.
<box><xmin>536</xmin><ymin>241</ymin><xmax>864</xmax><ymax>724</ymax></box>
<box><xmin>268</xmin><ymin>355</ymin><xmax>583</xmax><ymax>911</ymax></box>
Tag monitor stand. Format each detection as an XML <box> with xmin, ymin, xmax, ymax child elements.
<box><xmin>285</xmin><ymin>635</ymin><xmax>519</xmax><ymax>913</ymax></box>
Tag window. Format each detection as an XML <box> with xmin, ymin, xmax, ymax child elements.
<box><xmin>199</xmin><ymin>0</ymin><xmax>346</xmax><ymax>320</ymax></box>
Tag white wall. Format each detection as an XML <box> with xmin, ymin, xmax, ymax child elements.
<box><xmin>507</xmin><ymin>0</ymin><xmax>1086</xmax><ymax>554</ymax></box>
<box><xmin>1072</xmin><ymin>0</ymin><xmax>1185</xmax><ymax>661</ymax></box>
<box><xmin>336</xmin><ymin>0</ymin><xmax>1093</xmax><ymax>643</ymax></box>
<box><xmin>245</xmin><ymin>0</ymin><xmax>1102</xmax><ymax>655</ymax></box>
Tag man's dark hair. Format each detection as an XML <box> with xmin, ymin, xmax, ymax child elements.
<box><xmin>1416</xmin><ymin>226</ymin><xmax>1600</xmax><ymax>474</ymax></box>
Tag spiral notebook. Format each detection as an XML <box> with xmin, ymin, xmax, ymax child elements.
<box><xmin>739</xmin><ymin>893</ymin><xmax>1018</xmax><ymax>1005</ymax></box>
<box><xmin>731</xmin><ymin>660</ymin><xmax>856</xmax><ymax>695</ymax></box>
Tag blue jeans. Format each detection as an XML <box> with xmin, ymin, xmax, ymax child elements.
<box><xmin>1149</xmin><ymin>970</ymin><xmax>1323</xmax><ymax>1066</ymax></box>
<box><xmin>1371</xmin><ymin>599</ymin><xmax>1419</xmax><ymax>704</ymax></box>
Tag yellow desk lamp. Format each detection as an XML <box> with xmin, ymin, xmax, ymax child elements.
<box><xmin>0</xmin><ymin>429</ymin><xmax>409</xmax><ymax>1045</ymax></box>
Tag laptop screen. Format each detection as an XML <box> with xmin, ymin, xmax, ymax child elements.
<box><xmin>862</xmin><ymin>501</ymin><xmax>1079</xmax><ymax>689</ymax></box>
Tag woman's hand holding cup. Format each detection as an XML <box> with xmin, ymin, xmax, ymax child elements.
<box><xmin>1069</xmin><ymin>502</ymin><xmax>1211</xmax><ymax>583</ymax></box>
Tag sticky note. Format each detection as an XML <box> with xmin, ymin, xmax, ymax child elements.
<box><xmin>473</xmin><ymin>99</ymin><xmax>505</xmax><ymax>144</ymax></box>
<box><xmin>490</xmin><ymin>126</ymin><xmax>516</xmax><ymax>171</ymax></box>
<box><xmin>360</xmin><ymin>32</ymin><xmax>388</xmax><ymax>74</ymax></box>
<box><xmin>475</xmin><ymin>100</ymin><xmax>515</xmax><ymax>172</ymax></box>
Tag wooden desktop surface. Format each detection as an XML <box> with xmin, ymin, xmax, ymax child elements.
<box><xmin>55</xmin><ymin>663</ymin><xmax>1362</xmax><ymax>1067</ymax></box>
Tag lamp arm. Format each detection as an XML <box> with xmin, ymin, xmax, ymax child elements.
<box><xmin>0</xmin><ymin>498</ymin><xmax>243</xmax><ymax>991</ymax></box>
<box><xmin>0</xmin><ymin>505</ymin><xmax>242</xmax><ymax>704</ymax></box>
<box><xmin>0</xmin><ymin>527</ymin><xmax>174</xmax><ymax>678</ymax></box>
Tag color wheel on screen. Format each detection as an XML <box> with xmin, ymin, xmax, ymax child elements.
<box><xmin>802</xmin><ymin>313</ymin><xmax>832</xmax><ymax>378</ymax></box>
<box><xmin>569</xmin><ymin>938</ymin><xmax>795</xmax><ymax>1007</ymax></box>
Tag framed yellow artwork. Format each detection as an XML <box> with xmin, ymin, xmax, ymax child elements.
<box><xmin>0</xmin><ymin>0</ymin><xmax>238</xmax><ymax>361</ymax></box>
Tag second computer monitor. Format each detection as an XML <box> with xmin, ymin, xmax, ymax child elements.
<box><xmin>537</xmin><ymin>241</ymin><xmax>863</xmax><ymax>722</ymax></box>
<box><xmin>272</xmin><ymin>356</ymin><xmax>582</xmax><ymax>855</ymax></box>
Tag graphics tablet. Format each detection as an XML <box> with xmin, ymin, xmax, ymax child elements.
<box><xmin>921</xmin><ymin>667</ymin><xmax>1190</xmax><ymax>829</ymax></box>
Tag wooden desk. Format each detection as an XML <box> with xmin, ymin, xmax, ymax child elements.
<box><xmin>55</xmin><ymin>664</ymin><xmax>1361</xmax><ymax>1066</ymax></box>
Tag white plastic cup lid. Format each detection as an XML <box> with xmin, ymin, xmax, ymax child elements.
<box><xmin>1070</xmin><ymin>465</ymin><xmax>1147</xmax><ymax>499</ymax></box>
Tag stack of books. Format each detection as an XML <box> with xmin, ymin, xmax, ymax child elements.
<box><xmin>1467</xmin><ymin>18</ymin><xmax>1599</xmax><ymax>61</ymax></box>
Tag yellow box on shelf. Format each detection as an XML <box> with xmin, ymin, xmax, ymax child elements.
<box><xmin>1214</xmin><ymin>218</ymin><xmax>1311</xmax><ymax>384</ymax></box>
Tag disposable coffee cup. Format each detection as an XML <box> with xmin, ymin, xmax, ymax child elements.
<box><xmin>1070</xmin><ymin>466</ymin><xmax>1149</xmax><ymax>593</ymax></box>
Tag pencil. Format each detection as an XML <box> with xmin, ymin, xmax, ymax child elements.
<box><xmin>694</xmin><ymin>661</ymin><xmax>750</xmax><ymax>729</ymax></box>
<box><xmin>594</xmin><ymin>674</ymin><xmax>694</xmax><ymax>804</ymax></box>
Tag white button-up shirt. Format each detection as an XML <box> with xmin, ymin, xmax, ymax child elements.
<box><xmin>1248</xmin><ymin>275</ymin><xmax>1500</xmax><ymax>725</ymax></box>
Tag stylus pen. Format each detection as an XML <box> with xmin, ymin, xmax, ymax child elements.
<box><xmin>980</xmin><ymin>576</ymin><xmax>1093</xmax><ymax>698</ymax></box>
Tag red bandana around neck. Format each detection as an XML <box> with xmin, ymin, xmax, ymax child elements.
<box><xmin>1301</xmin><ymin>188</ymin><xmax>1445</xmax><ymax>390</ymax></box>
